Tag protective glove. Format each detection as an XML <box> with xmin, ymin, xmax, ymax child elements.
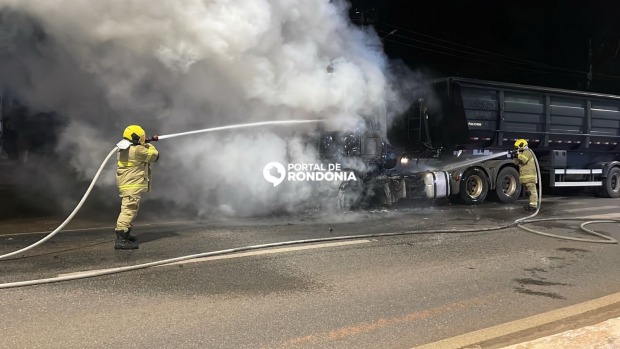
<box><xmin>146</xmin><ymin>135</ymin><xmax>159</xmax><ymax>143</ymax></box>
<box><xmin>508</xmin><ymin>149</ymin><xmax>518</xmax><ymax>158</ymax></box>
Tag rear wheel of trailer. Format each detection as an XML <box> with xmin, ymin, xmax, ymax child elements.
<box><xmin>494</xmin><ymin>166</ymin><xmax>521</xmax><ymax>203</ymax></box>
<box><xmin>601</xmin><ymin>166</ymin><xmax>620</xmax><ymax>198</ymax></box>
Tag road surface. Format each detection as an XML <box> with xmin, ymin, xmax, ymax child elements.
<box><xmin>1</xmin><ymin>195</ymin><xmax>619</xmax><ymax>348</ymax></box>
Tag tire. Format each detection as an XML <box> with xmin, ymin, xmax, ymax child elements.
<box><xmin>459</xmin><ymin>168</ymin><xmax>489</xmax><ymax>205</ymax></box>
<box><xmin>495</xmin><ymin>167</ymin><xmax>522</xmax><ymax>203</ymax></box>
<box><xmin>602</xmin><ymin>167</ymin><xmax>620</xmax><ymax>198</ymax></box>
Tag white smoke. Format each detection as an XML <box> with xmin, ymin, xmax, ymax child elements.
<box><xmin>0</xmin><ymin>0</ymin><xmax>415</xmax><ymax>216</ymax></box>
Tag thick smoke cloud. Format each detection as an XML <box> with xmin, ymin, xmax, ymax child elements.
<box><xmin>0</xmin><ymin>0</ymin><xmax>414</xmax><ymax>217</ymax></box>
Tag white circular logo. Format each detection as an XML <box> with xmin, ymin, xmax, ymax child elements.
<box><xmin>263</xmin><ymin>162</ymin><xmax>286</xmax><ymax>187</ymax></box>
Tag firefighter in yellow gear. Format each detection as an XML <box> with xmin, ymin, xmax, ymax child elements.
<box><xmin>115</xmin><ymin>125</ymin><xmax>159</xmax><ymax>249</ymax></box>
<box><xmin>513</xmin><ymin>139</ymin><xmax>538</xmax><ymax>211</ymax></box>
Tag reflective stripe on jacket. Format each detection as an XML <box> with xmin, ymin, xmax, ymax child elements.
<box><xmin>514</xmin><ymin>148</ymin><xmax>537</xmax><ymax>183</ymax></box>
<box><xmin>117</xmin><ymin>143</ymin><xmax>159</xmax><ymax>195</ymax></box>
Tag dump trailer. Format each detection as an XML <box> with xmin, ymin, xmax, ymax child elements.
<box><xmin>332</xmin><ymin>77</ymin><xmax>620</xmax><ymax>208</ymax></box>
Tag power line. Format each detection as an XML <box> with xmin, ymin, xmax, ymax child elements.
<box><xmin>353</xmin><ymin>13</ymin><xmax>620</xmax><ymax>83</ymax></box>
<box><xmin>378</xmin><ymin>30</ymin><xmax>577</xmax><ymax>72</ymax></box>
<box><xmin>380</xmin><ymin>37</ymin><xmax>586</xmax><ymax>78</ymax></box>
<box><xmin>379</xmin><ymin>30</ymin><xmax>620</xmax><ymax>81</ymax></box>
<box><xmin>377</xmin><ymin>21</ymin><xmax>585</xmax><ymax>73</ymax></box>
<box><xmin>376</xmin><ymin>29</ymin><xmax>588</xmax><ymax>76</ymax></box>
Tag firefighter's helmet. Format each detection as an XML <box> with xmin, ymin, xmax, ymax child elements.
<box><xmin>123</xmin><ymin>125</ymin><xmax>146</xmax><ymax>145</ymax></box>
<box><xmin>514</xmin><ymin>139</ymin><xmax>528</xmax><ymax>150</ymax></box>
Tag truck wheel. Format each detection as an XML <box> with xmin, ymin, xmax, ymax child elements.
<box><xmin>602</xmin><ymin>167</ymin><xmax>620</xmax><ymax>198</ymax></box>
<box><xmin>495</xmin><ymin>167</ymin><xmax>521</xmax><ymax>203</ymax></box>
<box><xmin>459</xmin><ymin>168</ymin><xmax>489</xmax><ymax>205</ymax></box>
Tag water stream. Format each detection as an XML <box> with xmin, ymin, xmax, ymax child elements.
<box><xmin>157</xmin><ymin>119</ymin><xmax>322</xmax><ymax>140</ymax></box>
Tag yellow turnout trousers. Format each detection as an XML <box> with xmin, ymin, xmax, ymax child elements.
<box><xmin>524</xmin><ymin>182</ymin><xmax>538</xmax><ymax>208</ymax></box>
<box><xmin>115</xmin><ymin>194</ymin><xmax>141</xmax><ymax>232</ymax></box>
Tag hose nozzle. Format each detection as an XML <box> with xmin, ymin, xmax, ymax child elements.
<box><xmin>508</xmin><ymin>149</ymin><xmax>518</xmax><ymax>158</ymax></box>
<box><xmin>146</xmin><ymin>135</ymin><xmax>159</xmax><ymax>142</ymax></box>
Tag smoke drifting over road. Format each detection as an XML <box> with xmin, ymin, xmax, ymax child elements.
<box><xmin>0</xmin><ymin>0</ymin><xmax>415</xmax><ymax>216</ymax></box>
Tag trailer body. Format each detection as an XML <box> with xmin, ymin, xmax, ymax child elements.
<box><xmin>330</xmin><ymin>77</ymin><xmax>620</xmax><ymax>208</ymax></box>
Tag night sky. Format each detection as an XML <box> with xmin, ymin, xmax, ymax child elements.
<box><xmin>349</xmin><ymin>0</ymin><xmax>620</xmax><ymax>94</ymax></box>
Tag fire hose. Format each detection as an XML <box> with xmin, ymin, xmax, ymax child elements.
<box><xmin>514</xmin><ymin>152</ymin><xmax>617</xmax><ymax>243</ymax></box>
<box><xmin>0</xmin><ymin>119</ymin><xmax>320</xmax><ymax>260</ymax></box>
<box><xmin>0</xmin><ymin>130</ymin><xmax>618</xmax><ymax>289</ymax></box>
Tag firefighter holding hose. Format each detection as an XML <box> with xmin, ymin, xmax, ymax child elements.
<box><xmin>114</xmin><ymin>125</ymin><xmax>159</xmax><ymax>249</ymax></box>
<box><xmin>513</xmin><ymin>139</ymin><xmax>538</xmax><ymax>211</ymax></box>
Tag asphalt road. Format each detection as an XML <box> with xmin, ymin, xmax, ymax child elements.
<box><xmin>1</xmin><ymin>195</ymin><xmax>620</xmax><ymax>349</ymax></box>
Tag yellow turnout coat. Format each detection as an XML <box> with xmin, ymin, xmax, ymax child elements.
<box><xmin>515</xmin><ymin>148</ymin><xmax>537</xmax><ymax>184</ymax></box>
<box><xmin>117</xmin><ymin>143</ymin><xmax>159</xmax><ymax>195</ymax></box>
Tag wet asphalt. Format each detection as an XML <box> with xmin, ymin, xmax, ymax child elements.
<box><xmin>1</xmin><ymin>195</ymin><xmax>620</xmax><ymax>349</ymax></box>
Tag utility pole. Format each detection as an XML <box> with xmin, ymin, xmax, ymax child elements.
<box><xmin>587</xmin><ymin>37</ymin><xmax>593</xmax><ymax>90</ymax></box>
<box><xmin>0</xmin><ymin>94</ymin><xmax>3</xmax><ymax>160</ymax></box>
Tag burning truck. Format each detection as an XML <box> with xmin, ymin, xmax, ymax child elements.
<box><xmin>318</xmin><ymin>77</ymin><xmax>620</xmax><ymax>209</ymax></box>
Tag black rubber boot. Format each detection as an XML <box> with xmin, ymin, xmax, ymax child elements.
<box><xmin>523</xmin><ymin>204</ymin><xmax>537</xmax><ymax>211</ymax></box>
<box><xmin>115</xmin><ymin>230</ymin><xmax>139</xmax><ymax>250</ymax></box>
<box><xmin>124</xmin><ymin>228</ymin><xmax>137</xmax><ymax>241</ymax></box>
